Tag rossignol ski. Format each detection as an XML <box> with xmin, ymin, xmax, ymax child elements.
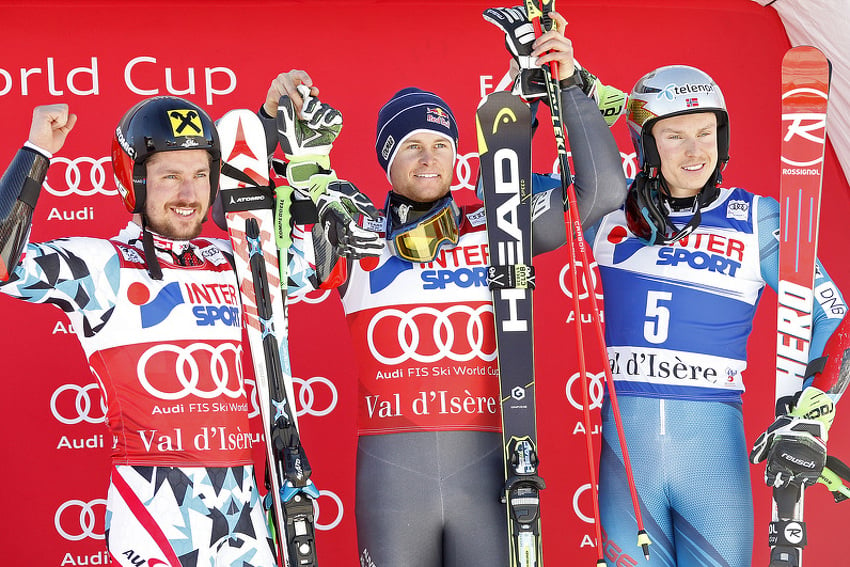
<box><xmin>216</xmin><ymin>109</ymin><xmax>319</xmax><ymax>567</ymax></box>
<box><xmin>771</xmin><ymin>45</ymin><xmax>831</xmax><ymax>567</ymax></box>
<box><xmin>476</xmin><ymin>90</ymin><xmax>545</xmax><ymax>567</ymax></box>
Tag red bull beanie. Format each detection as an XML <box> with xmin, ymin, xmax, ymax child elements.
<box><xmin>375</xmin><ymin>87</ymin><xmax>459</xmax><ymax>180</ymax></box>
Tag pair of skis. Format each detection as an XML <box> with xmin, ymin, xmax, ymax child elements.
<box><xmin>216</xmin><ymin>110</ymin><xmax>319</xmax><ymax>567</ymax></box>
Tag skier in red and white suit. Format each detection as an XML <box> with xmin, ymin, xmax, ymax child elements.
<box><xmin>271</xmin><ymin>11</ymin><xmax>627</xmax><ymax>567</ymax></box>
<box><xmin>0</xmin><ymin>100</ymin><xmax>278</xmax><ymax>567</ymax></box>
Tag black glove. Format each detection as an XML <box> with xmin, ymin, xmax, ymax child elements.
<box><xmin>750</xmin><ymin>387</ymin><xmax>834</xmax><ymax>488</ymax></box>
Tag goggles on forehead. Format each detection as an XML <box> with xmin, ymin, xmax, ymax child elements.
<box><xmin>385</xmin><ymin>194</ymin><xmax>462</xmax><ymax>263</ymax></box>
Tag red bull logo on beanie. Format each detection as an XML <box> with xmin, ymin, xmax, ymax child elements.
<box><xmin>426</xmin><ymin>107</ymin><xmax>451</xmax><ymax>129</ymax></box>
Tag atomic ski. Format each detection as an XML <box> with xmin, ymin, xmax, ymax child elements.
<box><xmin>771</xmin><ymin>45</ymin><xmax>831</xmax><ymax>567</ymax></box>
<box><xmin>216</xmin><ymin>109</ymin><xmax>320</xmax><ymax>567</ymax></box>
<box><xmin>476</xmin><ymin>90</ymin><xmax>545</xmax><ymax>567</ymax></box>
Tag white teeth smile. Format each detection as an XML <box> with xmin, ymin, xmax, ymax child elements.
<box><xmin>683</xmin><ymin>164</ymin><xmax>704</xmax><ymax>171</ymax></box>
<box><xmin>173</xmin><ymin>207</ymin><xmax>194</xmax><ymax>217</ymax></box>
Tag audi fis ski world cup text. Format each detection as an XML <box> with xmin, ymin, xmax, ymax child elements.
<box><xmin>0</xmin><ymin>56</ymin><xmax>237</xmax><ymax>105</ymax></box>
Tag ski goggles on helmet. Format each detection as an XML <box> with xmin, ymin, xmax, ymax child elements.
<box><xmin>385</xmin><ymin>193</ymin><xmax>462</xmax><ymax>263</ymax></box>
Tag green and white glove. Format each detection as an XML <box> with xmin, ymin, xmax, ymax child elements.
<box><xmin>576</xmin><ymin>64</ymin><xmax>628</xmax><ymax>127</ymax></box>
<box><xmin>750</xmin><ymin>387</ymin><xmax>835</xmax><ymax>488</ymax></box>
<box><xmin>277</xmin><ymin>84</ymin><xmax>343</xmax><ymax>185</ymax></box>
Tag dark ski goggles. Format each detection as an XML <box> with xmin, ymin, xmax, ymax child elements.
<box><xmin>625</xmin><ymin>175</ymin><xmax>702</xmax><ymax>246</ymax></box>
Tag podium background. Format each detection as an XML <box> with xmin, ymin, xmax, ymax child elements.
<box><xmin>1</xmin><ymin>1</ymin><xmax>849</xmax><ymax>565</ymax></box>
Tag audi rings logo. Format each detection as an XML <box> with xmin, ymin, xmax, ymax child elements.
<box><xmin>315</xmin><ymin>489</ymin><xmax>344</xmax><ymax>531</ymax></box>
<box><xmin>452</xmin><ymin>151</ymin><xmax>480</xmax><ymax>192</ymax></box>
<box><xmin>559</xmin><ymin>260</ymin><xmax>602</xmax><ymax>301</ymax></box>
<box><xmin>55</xmin><ymin>499</ymin><xmax>107</xmax><ymax>540</ymax></box>
<box><xmin>368</xmin><ymin>305</ymin><xmax>497</xmax><ymax>364</ymax></box>
<box><xmin>572</xmin><ymin>484</ymin><xmax>595</xmax><ymax>524</ymax></box>
<box><xmin>44</xmin><ymin>156</ymin><xmax>119</xmax><ymax>197</ymax></box>
<box><xmin>294</xmin><ymin>376</ymin><xmax>338</xmax><ymax>417</ymax></box>
<box><xmin>289</xmin><ymin>289</ymin><xmax>332</xmax><ymax>305</ymax></box>
<box><xmin>51</xmin><ymin>383</ymin><xmax>107</xmax><ymax>425</ymax></box>
<box><xmin>565</xmin><ymin>371</ymin><xmax>605</xmax><ymax>411</ymax></box>
<box><xmin>137</xmin><ymin>343</ymin><xmax>245</xmax><ymax>400</ymax></box>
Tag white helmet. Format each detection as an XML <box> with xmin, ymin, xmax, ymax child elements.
<box><xmin>624</xmin><ymin>66</ymin><xmax>730</xmax><ymax>246</ymax></box>
<box><xmin>626</xmin><ymin>65</ymin><xmax>729</xmax><ymax>179</ymax></box>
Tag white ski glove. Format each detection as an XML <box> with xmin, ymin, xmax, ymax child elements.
<box><xmin>750</xmin><ymin>387</ymin><xmax>835</xmax><ymax>488</ymax></box>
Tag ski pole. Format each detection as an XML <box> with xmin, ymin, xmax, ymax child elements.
<box><xmin>523</xmin><ymin>1</ymin><xmax>650</xmax><ymax>560</ymax></box>
<box><xmin>819</xmin><ymin>455</ymin><xmax>850</xmax><ymax>503</ymax></box>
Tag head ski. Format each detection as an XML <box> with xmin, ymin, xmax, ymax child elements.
<box><xmin>477</xmin><ymin>90</ymin><xmax>545</xmax><ymax>567</ymax></box>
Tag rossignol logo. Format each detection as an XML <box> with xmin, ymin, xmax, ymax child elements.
<box><xmin>168</xmin><ymin>109</ymin><xmax>204</xmax><ymax>137</ymax></box>
<box><xmin>781</xmin><ymin>85</ymin><xmax>828</xmax><ymax>170</ymax></box>
<box><xmin>658</xmin><ymin>82</ymin><xmax>714</xmax><ymax>101</ymax></box>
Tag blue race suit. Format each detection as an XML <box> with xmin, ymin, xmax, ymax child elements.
<box><xmin>586</xmin><ymin>187</ymin><xmax>845</xmax><ymax>567</ymax></box>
